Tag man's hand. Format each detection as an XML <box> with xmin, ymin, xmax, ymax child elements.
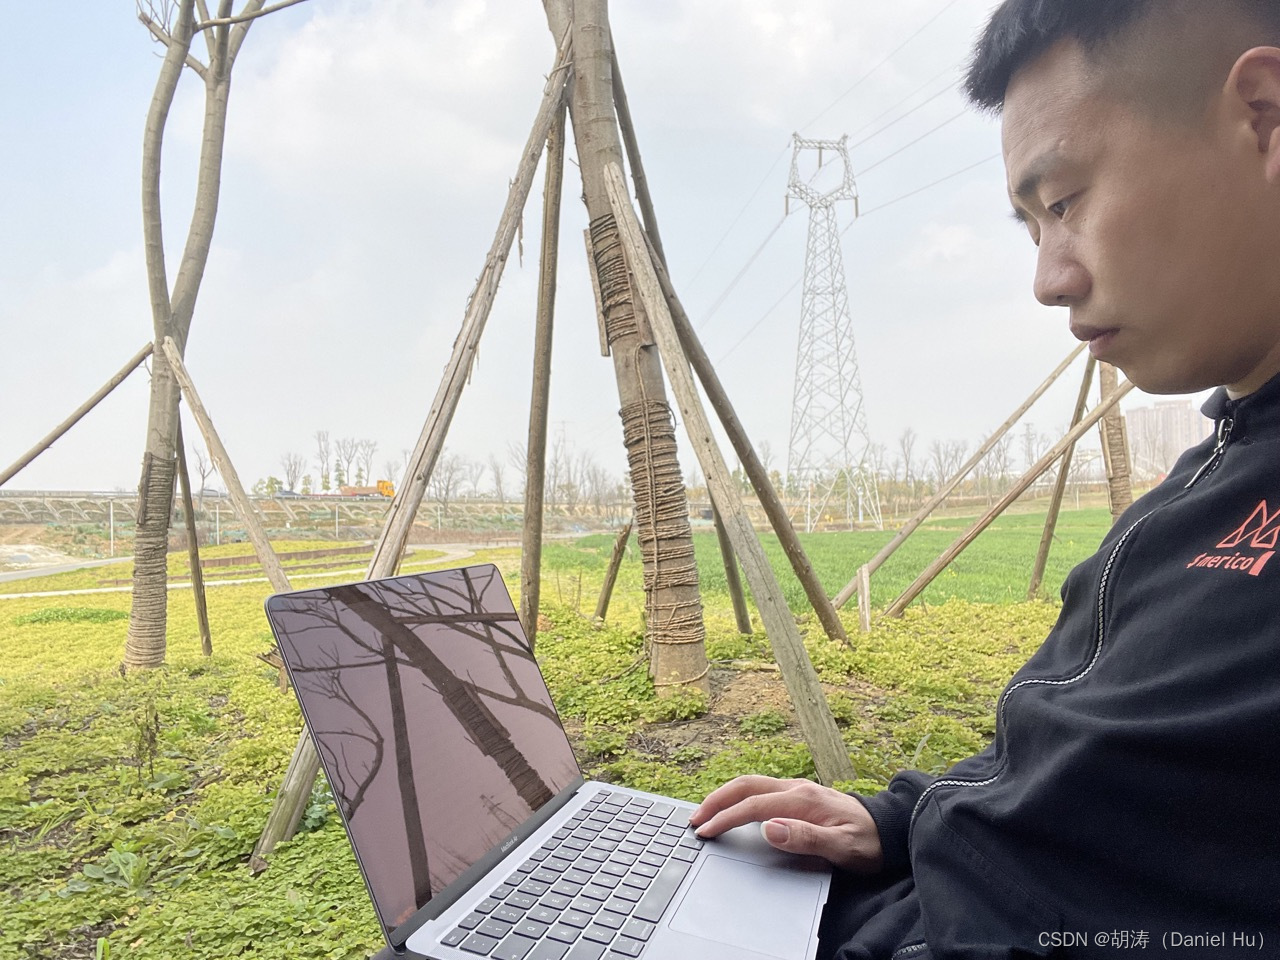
<box><xmin>688</xmin><ymin>775</ymin><xmax>885</xmax><ymax>874</ymax></box>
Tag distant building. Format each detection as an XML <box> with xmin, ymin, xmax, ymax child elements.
<box><xmin>1125</xmin><ymin>399</ymin><xmax>1212</xmax><ymax>478</ymax></box>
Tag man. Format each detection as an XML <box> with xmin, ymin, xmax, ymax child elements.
<box><xmin>690</xmin><ymin>2</ymin><xmax>1280</xmax><ymax>956</ymax></box>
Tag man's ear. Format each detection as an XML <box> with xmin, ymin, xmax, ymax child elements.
<box><xmin>1229</xmin><ymin>46</ymin><xmax>1280</xmax><ymax>182</ymax></box>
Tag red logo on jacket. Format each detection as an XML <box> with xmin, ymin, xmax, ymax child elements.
<box><xmin>1186</xmin><ymin>500</ymin><xmax>1277</xmax><ymax>576</ymax></box>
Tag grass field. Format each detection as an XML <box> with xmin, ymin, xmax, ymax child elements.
<box><xmin>0</xmin><ymin>510</ymin><xmax>1112</xmax><ymax>959</ymax></box>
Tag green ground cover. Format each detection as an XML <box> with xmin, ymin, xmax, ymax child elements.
<box><xmin>1</xmin><ymin>513</ymin><xmax>1109</xmax><ymax>959</ymax></box>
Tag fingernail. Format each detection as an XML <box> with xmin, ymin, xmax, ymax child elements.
<box><xmin>762</xmin><ymin>820</ymin><xmax>790</xmax><ymax>845</ymax></box>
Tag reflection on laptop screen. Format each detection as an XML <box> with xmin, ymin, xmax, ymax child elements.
<box><xmin>266</xmin><ymin>565</ymin><xmax>580</xmax><ymax>936</ymax></box>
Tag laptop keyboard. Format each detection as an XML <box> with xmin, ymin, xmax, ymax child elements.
<box><xmin>439</xmin><ymin>790</ymin><xmax>704</xmax><ymax>960</ymax></box>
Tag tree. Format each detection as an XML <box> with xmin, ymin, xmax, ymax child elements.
<box><xmin>335</xmin><ymin>437</ymin><xmax>359</xmax><ymax>486</ymax></box>
<box><xmin>125</xmin><ymin>0</ymin><xmax>309</xmax><ymax>671</ymax></box>
<box><xmin>314</xmin><ymin>430</ymin><xmax>331</xmax><ymax>491</ymax></box>
<box><xmin>191</xmin><ymin>444</ymin><xmax>215</xmax><ymax>508</ymax></box>
<box><xmin>540</xmin><ymin>0</ymin><xmax>708</xmax><ymax>692</ymax></box>
<box><xmin>281</xmin><ymin>452</ymin><xmax>305</xmax><ymax>492</ymax></box>
<box><xmin>429</xmin><ymin>450</ymin><xmax>464</xmax><ymax>518</ymax></box>
<box><xmin>488</xmin><ymin>454</ymin><xmax>506</xmax><ymax>507</ymax></box>
<box><xmin>898</xmin><ymin>428</ymin><xmax>918</xmax><ymax>500</ymax></box>
<box><xmin>465</xmin><ymin>458</ymin><xmax>486</xmax><ymax>499</ymax></box>
<box><xmin>357</xmin><ymin>439</ymin><xmax>378</xmax><ymax>486</ymax></box>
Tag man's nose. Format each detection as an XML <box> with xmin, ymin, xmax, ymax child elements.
<box><xmin>1033</xmin><ymin>242</ymin><xmax>1090</xmax><ymax>307</ymax></box>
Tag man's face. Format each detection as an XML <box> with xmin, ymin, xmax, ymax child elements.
<box><xmin>1002</xmin><ymin>40</ymin><xmax>1280</xmax><ymax>396</ymax></box>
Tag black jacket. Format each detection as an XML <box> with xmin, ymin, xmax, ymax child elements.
<box><xmin>850</xmin><ymin>372</ymin><xmax>1280</xmax><ymax>959</ymax></box>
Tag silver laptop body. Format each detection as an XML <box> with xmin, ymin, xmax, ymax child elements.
<box><xmin>265</xmin><ymin>564</ymin><xmax>830</xmax><ymax>960</ymax></box>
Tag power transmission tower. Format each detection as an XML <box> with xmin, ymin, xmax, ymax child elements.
<box><xmin>785</xmin><ymin>134</ymin><xmax>882</xmax><ymax>532</ymax></box>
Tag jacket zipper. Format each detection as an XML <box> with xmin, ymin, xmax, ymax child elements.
<box><xmin>905</xmin><ymin>413</ymin><xmax>1236</xmax><ymax>838</ymax></box>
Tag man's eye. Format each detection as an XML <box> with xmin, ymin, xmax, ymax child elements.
<box><xmin>1048</xmin><ymin>197</ymin><xmax>1071</xmax><ymax>219</ymax></box>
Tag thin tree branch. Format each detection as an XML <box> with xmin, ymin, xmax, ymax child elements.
<box><xmin>196</xmin><ymin>0</ymin><xmax>310</xmax><ymax>31</ymax></box>
<box><xmin>138</xmin><ymin>11</ymin><xmax>210</xmax><ymax>80</ymax></box>
<box><xmin>194</xmin><ymin>0</ymin><xmax>215</xmax><ymax>59</ymax></box>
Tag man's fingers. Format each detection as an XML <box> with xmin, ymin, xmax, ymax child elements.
<box><xmin>688</xmin><ymin>775</ymin><xmax>795</xmax><ymax>828</ymax></box>
<box><xmin>692</xmin><ymin>785</ymin><xmax>831</xmax><ymax>838</ymax></box>
<box><xmin>760</xmin><ymin>818</ymin><xmax>879</xmax><ymax>873</ymax></box>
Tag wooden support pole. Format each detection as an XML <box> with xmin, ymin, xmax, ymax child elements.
<box><xmin>369</xmin><ymin>38</ymin><xmax>571</xmax><ymax>579</ymax></box>
<box><xmin>161</xmin><ymin>339</ymin><xmax>291</xmax><ymax>594</ymax></box>
<box><xmin>607</xmin><ymin>163</ymin><xmax>855</xmax><ymax>785</ymax></box>
<box><xmin>856</xmin><ymin>565</ymin><xmax>872</xmax><ymax>634</ymax></box>
<box><xmin>610</xmin><ymin>46</ymin><xmax>665</xmax><ymax>265</ymax></box>
<box><xmin>520</xmin><ymin>103</ymin><xmax>566</xmax><ymax>649</ymax></box>
<box><xmin>175</xmin><ymin>419</ymin><xmax>213</xmax><ymax>656</ymax></box>
<box><xmin>833</xmin><ymin>343</ymin><xmax>1086</xmax><ymax>609</ymax></box>
<box><xmin>1097</xmin><ymin>362</ymin><xmax>1134</xmax><ymax>523</ymax></box>
<box><xmin>0</xmin><ymin>342</ymin><xmax>154</xmax><ymax>488</ymax></box>
<box><xmin>710</xmin><ymin>503</ymin><xmax>752</xmax><ymax>635</ymax></box>
<box><xmin>255</xmin><ymin>42</ymin><xmax>573</xmax><ymax>866</ymax></box>
<box><xmin>886</xmin><ymin>378</ymin><xmax>1135</xmax><ymax>619</ymax></box>
<box><xmin>595</xmin><ymin>520</ymin><xmax>633</xmax><ymax>622</ymax></box>
<box><xmin>644</xmin><ymin>238</ymin><xmax>850</xmax><ymax>648</ymax></box>
<box><xmin>1028</xmin><ymin>357</ymin><xmax>1096</xmax><ymax>600</ymax></box>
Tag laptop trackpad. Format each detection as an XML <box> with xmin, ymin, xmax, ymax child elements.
<box><xmin>668</xmin><ymin>854</ymin><xmax>826</xmax><ymax>959</ymax></box>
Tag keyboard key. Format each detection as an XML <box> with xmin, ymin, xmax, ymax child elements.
<box><xmin>565</xmin><ymin>942</ymin><xmax>606</xmax><ymax>960</ymax></box>
<box><xmin>590</xmin><ymin>837</ymin><xmax>619</xmax><ymax>852</ymax></box>
<box><xmin>545</xmin><ymin>857</ymin><xmax>575</xmax><ymax>873</ymax></box>
<box><xmin>562</xmin><ymin>838</ymin><xmax>589</xmax><ymax>852</ymax></box>
<box><xmin>529</xmin><ymin>847</ymin><xmax>552</xmax><ymax>863</ymax></box>
<box><xmin>630</xmin><ymin>863</ymin><xmax>659</xmax><ymax>878</ymax></box>
<box><xmin>507</xmin><ymin>893</ymin><xmax>538</xmax><ymax>910</ymax></box>
<box><xmin>570</xmin><ymin>897</ymin><xmax>602</xmax><ymax>915</ymax></box>
<box><xmin>492</xmin><ymin>934</ymin><xmax>539</xmax><ymax>960</ymax></box>
<box><xmin>633</xmin><ymin>859</ymin><xmax>691</xmax><ymax>923</ymax></box>
<box><xmin>658</xmin><ymin>825</ymin><xmax>683</xmax><ymax>839</ymax></box>
<box><xmin>552</xmin><ymin>880</ymin><xmax>584</xmax><ymax>899</ymax></box>
<box><xmin>553</xmin><ymin>829</ymin><xmax>572</xmax><ymax>841</ymax></box>
<box><xmin>591</xmin><ymin>873</ymin><xmax>621</xmax><ymax>889</ymax></box>
<box><xmin>578</xmin><ymin>848</ymin><xmax>608</xmax><ymax>863</ymax></box>
<box><xmin>622</xmin><ymin>919</ymin><xmax>654</xmax><ymax>941</ymax></box>
<box><xmin>442</xmin><ymin>928</ymin><xmax>469</xmax><ymax>947</ymax></box>
<box><xmin>580</xmin><ymin>884</ymin><xmax>612</xmax><ymax>901</ymax></box>
<box><xmin>626</xmin><ymin>797</ymin><xmax>653</xmax><ymax>809</ymax></box>
<box><xmin>476</xmin><ymin>898</ymin><xmax>502</xmax><ymax>913</ymax></box>
<box><xmin>516</xmin><ymin>919</ymin><xmax>550</xmax><ymax>939</ymax></box>
<box><xmin>561</xmin><ymin>911</ymin><xmax>593</xmax><ymax>929</ymax></box>
<box><xmin>677</xmin><ymin>833</ymin><xmax>702</xmax><ymax>849</ymax></box>
<box><xmin>517</xmin><ymin>860</ymin><xmax>539</xmax><ymax>874</ymax></box>
<box><xmin>458</xmin><ymin>912</ymin><xmax>486</xmax><ymax>930</ymax></box>
<box><xmin>582</xmin><ymin>925</ymin><xmax>617</xmax><ymax>945</ymax></box>
<box><xmin>565</xmin><ymin>869</ymin><xmax>594</xmax><ymax>886</ymax></box>
<box><xmin>608</xmin><ymin>852</ymin><xmax>636</xmax><ymax>867</ymax></box>
<box><xmin>548</xmin><ymin>924</ymin><xmax>581</xmax><ymax>943</ymax></box>
<box><xmin>671</xmin><ymin>847</ymin><xmax>698</xmax><ymax>863</ymax></box>
<box><xmin>528</xmin><ymin>943</ymin><xmax>569</xmax><ymax>960</ymax></box>
<box><xmin>493</xmin><ymin>884</ymin><xmax>516</xmax><ymax>899</ymax></box>
<box><xmin>594</xmin><ymin>911</ymin><xmax>626</xmax><ymax>930</ymax></box>
<box><xmin>603</xmin><ymin>897</ymin><xmax>635</xmax><ymax>916</ymax></box>
<box><xmin>610</xmin><ymin>936</ymin><xmax>644</xmax><ymax>958</ymax></box>
<box><xmin>611</xmin><ymin>885</ymin><xmax>644</xmax><ymax>903</ymax></box>
<box><xmin>541</xmin><ymin>893</ymin><xmax>573</xmax><ymax>910</ymax></box>
<box><xmin>530</xmin><ymin>906</ymin><xmax>561</xmax><ymax>925</ymax></box>
<box><xmin>479</xmin><ymin>918</ymin><xmax>515</xmax><ymax>939</ymax></box>
<box><xmin>649</xmin><ymin>803</ymin><xmax>675</xmax><ymax>818</ymax></box>
<box><xmin>533</xmin><ymin>869</ymin><xmax>561</xmax><ymax>885</ymax></box>
<box><xmin>460</xmin><ymin>932</ymin><xmax>502</xmax><ymax>955</ymax></box>
<box><xmin>620</xmin><ymin>840</ymin><xmax>648</xmax><ymax>854</ymax></box>
<box><xmin>619</xmin><ymin>873</ymin><xmax>650</xmax><ymax>890</ymax></box>
<box><xmin>519</xmin><ymin>880</ymin><xmax>551</xmax><ymax>897</ymax></box>
<box><xmin>493</xmin><ymin>906</ymin><xmax>525</xmax><ymax>924</ymax></box>
<box><xmin>615</xmin><ymin>813</ymin><xmax>640</xmax><ymax>826</ymax></box>
<box><xmin>600</xmin><ymin>862</ymin><xmax>629</xmax><ymax>878</ymax></box>
<box><xmin>601</xmin><ymin>829</ymin><xmax>628</xmax><ymax>842</ymax></box>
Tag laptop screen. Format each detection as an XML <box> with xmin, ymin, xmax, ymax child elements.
<box><xmin>265</xmin><ymin>565</ymin><xmax>581</xmax><ymax>938</ymax></box>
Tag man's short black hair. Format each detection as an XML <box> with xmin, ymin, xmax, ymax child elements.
<box><xmin>964</xmin><ymin>0</ymin><xmax>1280</xmax><ymax>113</ymax></box>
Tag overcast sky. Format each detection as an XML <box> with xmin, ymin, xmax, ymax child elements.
<box><xmin>0</xmin><ymin>0</ymin><xmax>1205</xmax><ymax>495</ymax></box>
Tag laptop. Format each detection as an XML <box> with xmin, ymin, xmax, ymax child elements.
<box><xmin>264</xmin><ymin>564</ymin><xmax>831</xmax><ymax>960</ymax></box>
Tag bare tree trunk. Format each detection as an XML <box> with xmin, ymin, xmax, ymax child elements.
<box><xmin>125</xmin><ymin>0</ymin><xmax>270</xmax><ymax>670</ymax></box>
<box><xmin>545</xmin><ymin>0</ymin><xmax>708</xmax><ymax>693</ymax></box>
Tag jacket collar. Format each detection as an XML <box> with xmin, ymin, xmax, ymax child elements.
<box><xmin>1200</xmin><ymin>369</ymin><xmax>1280</xmax><ymax>440</ymax></box>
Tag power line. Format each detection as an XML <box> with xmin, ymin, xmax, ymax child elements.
<box><xmin>847</xmin><ymin>62</ymin><xmax>961</xmax><ymax>142</ymax></box>
<box><xmin>850</xmin><ymin>82</ymin><xmax>958</xmax><ymax>151</ymax></box>
<box><xmin>686</xmin><ymin>142</ymin><xmax>790</xmax><ymax>287</ymax></box>
<box><xmin>697</xmin><ymin>215</ymin><xmax>791</xmax><ymax>330</ymax></box>
<box><xmin>858</xmin><ymin>109</ymin><xmax>967</xmax><ymax>175</ymax></box>
<box><xmin>714</xmin><ymin>154</ymin><xmax>1003</xmax><ymax>363</ymax></box>
<box><xmin>855</xmin><ymin>153</ymin><xmax>1002</xmax><ymax>220</ymax></box>
<box><xmin>799</xmin><ymin>0</ymin><xmax>966</xmax><ymax>133</ymax></box>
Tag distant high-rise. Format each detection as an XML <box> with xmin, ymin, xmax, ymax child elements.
<box><xmin>1125</xmin><ymin>399</ymin><xmax>1212</xmax><ymax>478</ymax></box>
